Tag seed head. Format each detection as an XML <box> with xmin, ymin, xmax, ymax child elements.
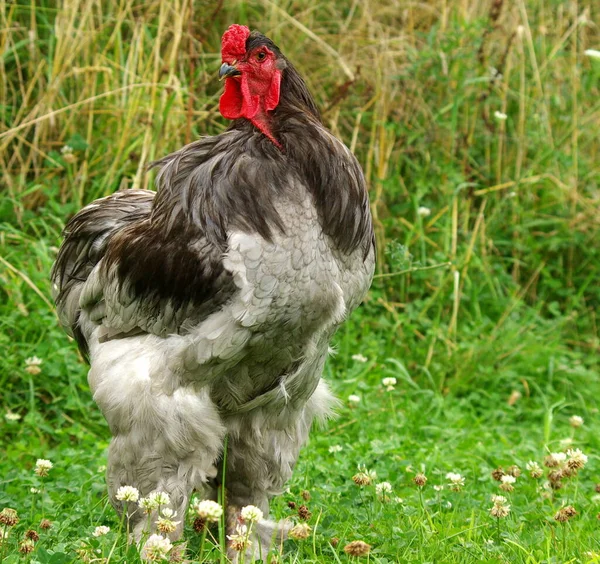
<box><xmin>554</xmin><ymin>506</ymin><xmax>577</xmax><ymax>523</ymax></box>
<box><xmin>0</xmin><ymin>508</ymin><xmax>19</xmax><ymax>527</ymax></box>
<box><xmin>39</xmin><ymin>519</ymin><xmax>52</xmax><ymax>530</ymax></box>
<box><xmin>289</xmin><ymin>523</ymin><xmax>311</xmax><ymax>540</ymax></box>
<box><xmin>489</xmin><ymin>495</ymin><xmax>510</xmax><ymax>518</ymax></box>
<box><xmin>506</xmin><ymin>465</ymin><xmax>521</xmax><ymax>478</ymax></box>
<box><xmin>544</xmin><ymin>452</ymin><xmax>566</xmax><ymax>468</ymax></box>
<box><xmin>287</xmin><ymin>501</ymin><xmax>297</xmax><ymax>509</ymax></box>
<box><xmin>331</xmin><ymin>537</ymin><xmax>339</xmax><ymax>547</ymax></box>
<box><xmin>413</xmin><ymin>473</ymin><xmax>427</xmax><ymax>487</ymax></box>
<box><xmin>25</xmin><ymin>530</ymin><xmax>40</xmax><ymax>541</ymax></box>
<box><xmin>19</xmin><ymin>539</ymin><xmax>35</xmax><ymax>554</ymax></box>
<box><xmin>301</xmin><ymin>490</ymin><xmax>311</xmax><ymax>501</ymax></box>
<box><xmin>344</xmin><ymin>540</ymin><xmax>371</xmax><ymax>557</ymax></box>
<box><xmin>193</xmin><ymin>517</ymin><xmax>206</xmax><ymax>532</ymax></box>
<box><xmin>298</xmin><ymin>505</ymin><xmax>311</xmax><ymax>521</ymax></box>
<box><xmin>491</xmin><ymin>468</ymin><xmax>505</xmax><ymax>481</ymax></box>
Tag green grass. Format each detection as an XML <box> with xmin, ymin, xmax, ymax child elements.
<box><xmin>1</xmin><ymin>0</ymin><xmax>599</xmax><ymax>562</ymax></box>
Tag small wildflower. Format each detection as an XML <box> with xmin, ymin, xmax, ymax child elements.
<box><xmin>61</xmin><ymin>145</ymin><xmax>74</xmax><ymax>155</ymax></box>
<box><xmin>559</xmin><ymin>437</ymin><xmax>574</xmax><ymax>449</ymax></box>
<box><xmin>499</xmin><ymin>474</ymin><xmax>516</xmax><ymax>492</ymax></box>
<box><xmin>93</xmin><ymin>526</ymin><xmax>110</xmax><ymax>537</ymax></box>
<box><xmin>39</xmin><ymin>519</ymin><xmax>52</xmax><ymax>530</ymax></box>
<box><xmin>227</xmin><ymin>524</ymin><xmax>251</xmax><ymax>552</ymax></box>
<box><xmin>547</xmin><ymin>471</ymin><xmax>563</xmax><ymax>490</ymax></box>
<box><xmin>526</xmin><ymin>461</ymin><xmax>543</xmax><ymax>478</ymax></box>
<box><xmin>490</xmin><ymin>501</ymin><xmax>510</xmax><ymax>518</ymax></box>
<box><xmin>375</xmin><ymin>482</ymin><xmax>393</xmax><ymax>497</ymax></box>
<box><xmin>446</xmin><ymin>472</ymin><xmax>465</xmax><ymax>491</ymax></box>
<box><xmin>417</xmin><ymin>206</ymin><xmax>431</xmax><ymax>217</ymax></box>
<box><xmin>566</xmin><ymin>448</ymin><xmax>588</xmax><ymax>470</ymax></box>
<box><xmin>156</xmin><ymin>514</ymin><xmax>180</xmax><ymax>534</ymax></box>
<box><xmin>25</xmin><ymin>530</ymin><xmax>39</xmax><ymax>541</ymax></box>
<box><xmin>34</xmin><ymin>459</ymin><xmax>53</xmax><ymax>477</ymax></box>
<box><xmin>329</xmin><ymin>445</ymin><xmax>343</xmax><ymax>453</ymax></box>
<box><xmin>353</xmin><ymin>465</ymin><xmax>376</xmax><ymax>486</ymax></box>
<box><xmin>348</xmin><ymin>394</ymin><xmax>361</xmax><ymax>404</ymax></box>
<box><xmin>148</xmin><ymin>491</ymin><xmax>170</xmax><ymax>507</ymax></box>
<box><xmin>544</xmin><ymin>452</ymin><xmax>566</xmax><ymax>468</ymax></box>
<box><xmin>569</xmin><ymin>415</ymin><xmax>584</xmax><ymax>428</ymax></box>
<box><xmin>194</xmin><ymin>500</ymin><xmax>223</xmax><ymax>522</ymax></box>
<box><xmin>139</xmin><ymin>497</ymin><xmax>158</xmax><ymax>514</ymax></box>
<box><xmin>494</xmin><ymin>111</ymin><xmax>507</xmax><ymax>121</ymax></box>
<box><xmin>0</xmin><ymin>508</ymin><xmax>19</xmax><ymax>527</ymax></box>
<box><xmin>30</xmin><ymin>487</ymin><xmax>40</xmax><ymax>494</ymax></box>
<box><xmin>491</xmin><ymin>468</ymin><xmax>505</xmax><ymax>481</ymax></box>
<box><xmin>19</xmin><ymin>539</ymin><xmax>35</xmax><ymax>554</ymax></box>
<box><xmin>584</xmin><ymin>49</ymin><xmax>600</xmax><ymax>60</ymax></box>
<box><xmin>98</xmin><ymin>465</ymin><xmax>107</xmax><ymax>473</ymax></box>
<box><xmin>382</xmin><ymin>377</ymin><xmax>397</xmax><ymax>391</ymax></box>
<box><xmin>289</xmin><ymin>522</ymin><xmax>311</xmax><ymax>540</ymax></box>
<box><xmin>5</xmin><ymin>412</ymin><xmax>21</xmax><ymax>421</ymax></box>
<box><xmin>25</xmin><ymin>357</ymin><xmax>42</xmax><ymax>375</ymax></box>
<box><xmin>393</xmin><ymin>496</ymin><xmax>404</xmax><ymax>504</ymax></box>
<box><xmin>351</xmin><ymin>354</ymin><xmax>368</xmax><ymax>363</ymax></box>
<box><xmin>115</xmin><ymin>485</ymin><xmax>139</xmax><ymax>502</ymax></box>
<box><xmin>491</xmin><ymin>494</ymin><xmax>508</xmax><ymax>504</ymax></box>
<box><xmin>344</xmin><ymin>540</ymin><xmax>371</xmax><ymax>557</ymax></box>
<box><xmin>240</xmin><ymin>505</ymin><xmax>263</xmax><ymax>523</ymax></box>
<box><xmin>414</xmin><ymin>473</ymin><xmax>427</xmax><ymax>487</ymax></box>
<box><xmin>140</xmin><ymin>534</ymin><xmax>172</xmax><ymax>561</ymax></box>
<box><xmin>433</xmin><ymin>485</ymin><xmax>444</xmax><ymax>492</ymax></box>
<box><xmin>297</xmin><ymin>505</ymin><xmax>311</xmax><ymax>521</ymax></box>
<box><xmin>554</xmin><ymin>505</ymin><xmax>577</xmax><ymax>522</ymax></box>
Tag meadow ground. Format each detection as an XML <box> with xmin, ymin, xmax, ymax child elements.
<box><xmin>1</xmin><ymin>0</ymin><xmax>599</xmax><ymax>562</ymax></box>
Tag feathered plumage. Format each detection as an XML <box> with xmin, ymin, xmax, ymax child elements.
<box><xmin>52</xmin><ymin>25</ymin><xmax>374</xmax><ymax>558</ymax></box>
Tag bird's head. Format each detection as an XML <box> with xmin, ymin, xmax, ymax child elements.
<box><xmin>219</xmin><ymin>25</ymin><xmax>287</xmax><ymax>146</ymax></box>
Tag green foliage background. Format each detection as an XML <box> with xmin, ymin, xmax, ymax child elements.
<box><xmin>0</xmin><ymin>0</ymin><xmax>599</xmax><ymax>562</ymax></box>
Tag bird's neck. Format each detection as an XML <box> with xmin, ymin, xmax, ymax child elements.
<box><xmin>249</xmin><ymin>108</ymin><xmax>282</xmax><ymax>149</ymax></box>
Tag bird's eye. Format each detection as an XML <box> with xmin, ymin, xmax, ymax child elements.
<box><xmin>256</xmin><ymin>51</ymin><xmax>266</xmax><ymax>61</ymax></box>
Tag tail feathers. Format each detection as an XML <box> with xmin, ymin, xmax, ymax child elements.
<box><xmin>51</xmin><ymin>189</ymin><xmax>154</xmax><ymax>357</ymax></box>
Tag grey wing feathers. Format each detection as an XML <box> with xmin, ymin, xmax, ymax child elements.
<box><xmin>51</xmin><ymin>189</ymin><xmax>155</xmax><ymax>356</ymax></box>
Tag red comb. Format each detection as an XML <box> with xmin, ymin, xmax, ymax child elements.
<box><xmin>221</xmin><ymin>24</ymin><xmax>250</xmax><ymax>62</ymax></box>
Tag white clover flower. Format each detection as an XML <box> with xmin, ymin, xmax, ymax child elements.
<box><xmin>115</xmin><ymin>485</ymin><xmax>140</xmax><ymax>502</ymax></box>
<box><xmin>289</xmin><ymin>522</ymin><xmax>311</xmax><ymax>540</ymax></box>
<box><xmin>494</xmin><ymin>111</ymin><xmax>507</xmax><ymax>121</ymax></box>
<box><xmin>382</xmin><ymin>377</ymin><xmax>397</xmax><ymax>391</ymax></box>
<box><xmin>348</xmin><ymin>394</ymin><xmax>361</xmax><ymax>404</ymax></box>
<box><xmin>351</xmin><ymin>354</ymin><xmax>368</xmax><ymax>363</ymax></box>
<box><xmin>499</xmin><ymin>474</ymin><xmax>516</xmax><ymax>491</ymax></box>
<box><xmin>329</xmin><ymin>445</ymin><xmax>343</xmax><ymax>453</ymax></box>
<box><xmin>566</xmin><ymin>448</ymin><xmax>588</xmax><ymax>469</ymax></box>
<box><xmin>240</xmin><ymin>505</ymin><xmax>263</xmax><ymax>523</ymax></box>
<box><xmin>61</xmin><ymin>145</ymin><xmax>74</xmax><ymax>155</ymax></box>
<box><xmin>34</xmin><ymin>459</ymin><xmax>53</xmax><ymax>477</ymax></box>
<box><xmin>156</xmin><ymin>513</ymin><xmax>180</xmax><ymax>534</ymax></box>
<box><xmin>584</xmin><ymin>49</ymin><xmax>600</xmax><ymax>60</ymax></box>
<box><xmin>160</xmin><ymin>508</ymin><xmax>176</xmax><ymax>518</ymax></box>
<box><xmin>140</xmin><ymin>534</ymin><xmax>172</xmax><ymax>562</ymax></box>
<box><xmin>491</xmin><ymin>494</ymin><xmax>508</xmax><ymax>504</ymax></box>
<box><xmin>30</xmin><ymin>487</ymin><xmax>40</xmax><ymax>494</ymax></box>
<box><xmin>147</xmin><ymin>491</ymin><xmax>170</xmax><ymax>507</ymax></box>
<box><xmin>194</xmin><ymin>499</ymin><xmax>223</xmax><ymax>522</ymax></box>
<box><xmin>227</xmin><ymin>524</ymin><xmax>251</xmax><ymax>552</ymax></box>
<box><xmin>569</xmin><ymin>415</ymin><xmax>584</xmax><ymax>428</ymax></box>
<box><xmin>375</xmin><ymin>482</ymin><xmax>393</xmax><ymax>498</ymax></box>
<box><xmin>25</xmin><ymin>357</ymin><xmax>42</xmax><ymax>375</ymax></box>
<box><xmin>93</xmin><ymin>525</ymin><xmax>110</xmax><ymax>537</ymax></box>
<box><xmin>546</xmin><ymin>452</ymin><xmax>567</xmax><ymax>466</ymax></box>
<box><xmin>489</xmin><ymin>499</ymin><xmax>510</xmax><ymax>518</ymax></box>
<box><xmin>417</xmin><ymin>206</ymin><xmax>431</xmax><ymax>217</ymax></box>
<box><xmin>139</xmin><ymin>497</ymin><xmax>158</xmax><ymax>514</ymax></box>
<box><xmin>446</xmin><ymin>472</ymin><xmax>465</xmax><ymax>490</ymax></box>
<box><xmin>433</xmin><ymin>485</ymin><xmax>444</xmax><ymax>492</ymax></box>
<box><xmin>5</xmin><ymin>412</ymin><xmax>21</xmax><ymax>421</ymax></box>
<box><xmin>525</xmin><ymin>461</ymin><xmax>543</xmax><ymax>478</ymax></box>
<box><xmin>393</xmin><ymin>496</ymin><xmax>404</xmax><ymax>504</ymax></box>
<box><xmin>97</xmin><ymin>465</ymin><xmax>106</xmax><ymax>473</ymax></box>
<box><xmin>559</xmin><ymin>437</ymin><xmax>574</xmax><ymax>449</ymax></box>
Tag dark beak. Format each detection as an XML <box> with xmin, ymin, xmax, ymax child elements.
<box><xmin>219</xmin><ymin>62</ymin><xmax>241</xmax><ymax>80</ymax></box>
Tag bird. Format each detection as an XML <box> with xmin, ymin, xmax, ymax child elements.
<box><xmin>52</xmin><ymin>24</ymin><xmax>374</xmax><ymax>558</ymax></box>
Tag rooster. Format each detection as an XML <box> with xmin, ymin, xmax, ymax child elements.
<box><xmin>52</xmin><ymin>24</ymin><xmax>374</xmax><ymax>556</ymax></box>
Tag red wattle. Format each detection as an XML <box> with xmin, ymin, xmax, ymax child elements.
<box><xmin>219</xmin><ymin>78</ymin><xmax>243</xmax><ymax>119</ymax></box>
